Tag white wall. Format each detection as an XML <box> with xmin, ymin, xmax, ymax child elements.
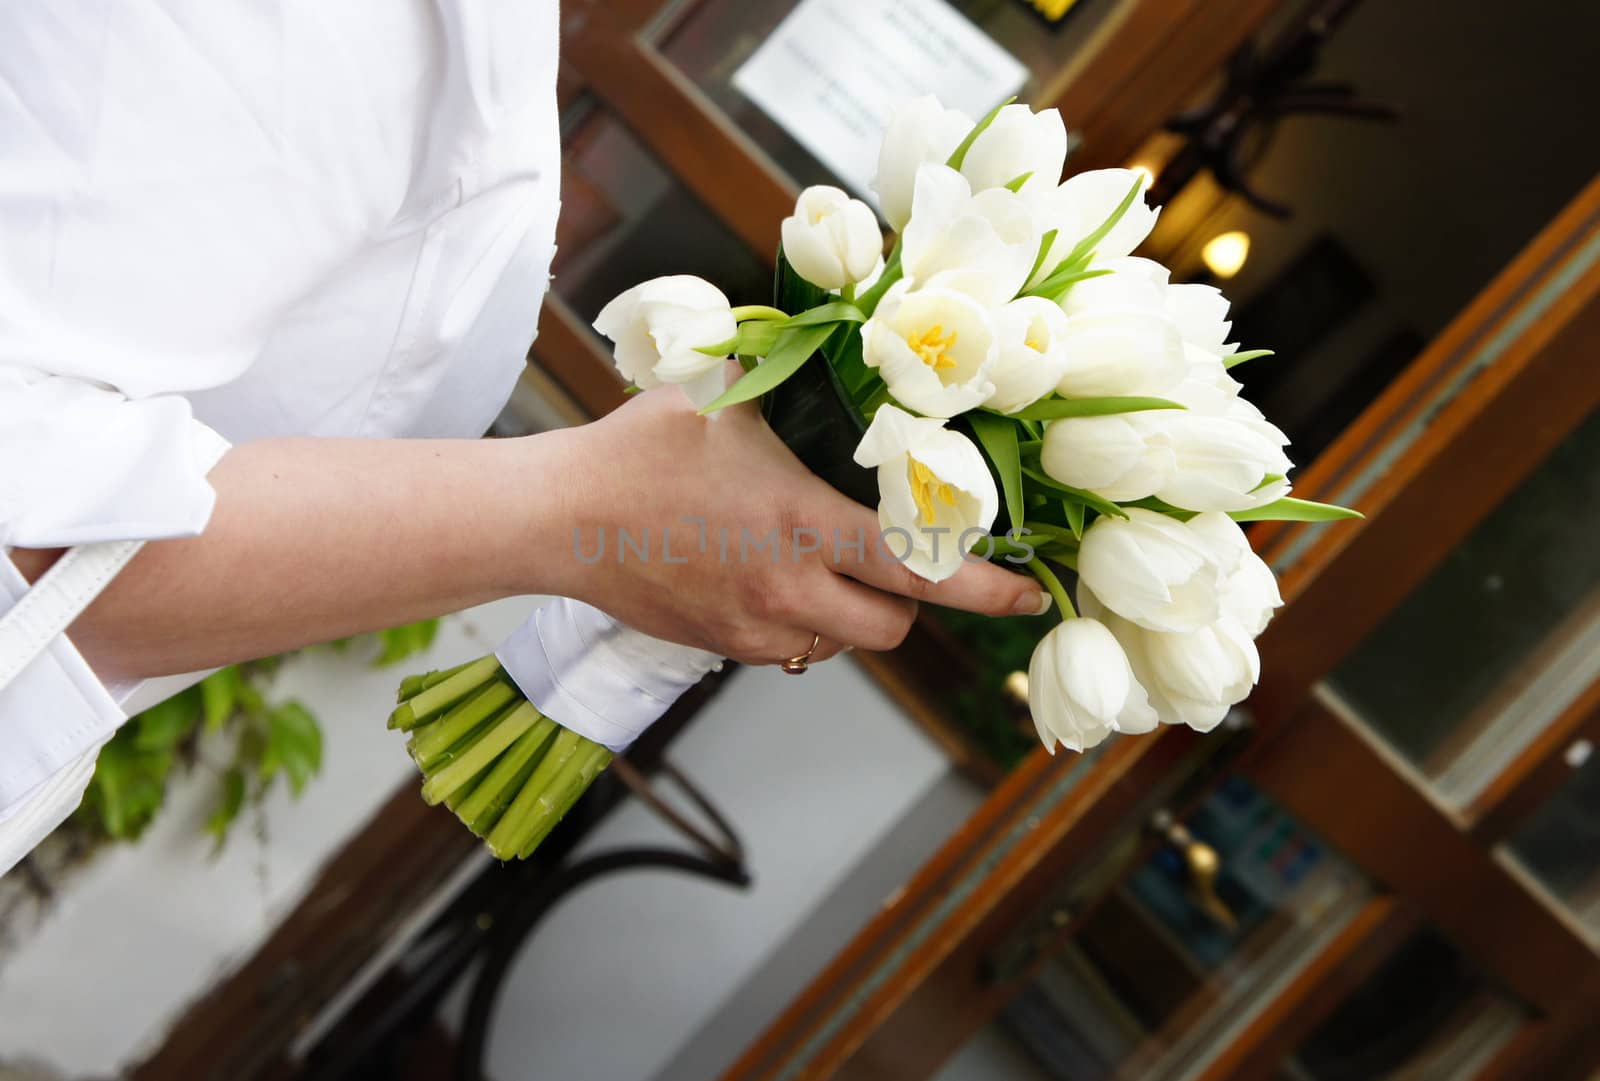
<box><xmin>459</xmin><ymin>659</ymin><xmax>981</xmax><ymax>1081</ymax></box>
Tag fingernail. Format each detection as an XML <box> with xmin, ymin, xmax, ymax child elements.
<box><xmin>1014</xmin><ymin>590</ymin><xmax>1052</xmax><ymax>616</ymax></box>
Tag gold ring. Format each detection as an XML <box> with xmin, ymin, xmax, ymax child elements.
<box><xmin>780</xmin><ymin>633</ymin><xmax>821</xmax><ymax>675</ymax></box>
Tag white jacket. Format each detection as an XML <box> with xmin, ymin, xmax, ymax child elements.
<box><xmin>0</xmin><ymin>1</ymin><xmax>565</xmax><ymax>873</ymax></box>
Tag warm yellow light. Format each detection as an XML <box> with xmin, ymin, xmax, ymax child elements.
<box><xmin>1202</xmin><ymin>230</ymin><xmax>1251</xmax><ymax>279</ymax></box>
<box><xmin>1129</xmin><ymin>163</ymin><xmax>1156</xmax><ymax>189</ymax></box>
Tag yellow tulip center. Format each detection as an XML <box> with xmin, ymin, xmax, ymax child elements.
<box><xmin>1025</xmin><ymin>335</ymin><xmax>1045</xmax><ymax>352</ymax></box>
<box><xmin>907</xmin><ymin>324</ymin><xmax>959</xmax><ymax>371</ymax></box>
<box><xmin>908</xmin><ymin>458</ymin><xmax>958</xmax><ymax>522</ymax></box>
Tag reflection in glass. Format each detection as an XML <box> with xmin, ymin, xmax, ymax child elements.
<box><xmin>551</xmin><ymin>109</ymin><xmax>772</xmax><ymax>323</ymax></box>
<box><xmin>1285</xmin><ymin>931</ymin><xmax>1523</xmax><ymax>1081</ymax></box>
<box><xmin>936</xmin><ymin>777</ymin><xmax>1368</xmax><ymax>1080</ymax></box>
<box><xmin>657</xmin><ymin>0</ymin><xmax>1131</xmax><ymax>194</ymax></box>
<box><xmin>1327</xmin><ymin>410</ymin><xmax>1600</xmax><ymax>803</ymax></box>
<box><xmin>1505</xmin><ymin>744</ymin><xmax>1600</xmax><ymax>935</ymax></box>
<box><xmin>1148</xmin><ymin>0</ymin><xmax>1600</xmax><ymax>464</ymax></box>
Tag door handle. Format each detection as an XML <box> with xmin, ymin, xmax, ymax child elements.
<box><xmin>1151</xmin><ymin>809</ymin><xmax>1239</xmax><ymax>931</ymax></box>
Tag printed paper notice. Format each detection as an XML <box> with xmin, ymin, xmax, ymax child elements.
<box><xmin>733</xmin><ymin>0</ymin><xmax>1028</xmax><ymax>209</ymax></box>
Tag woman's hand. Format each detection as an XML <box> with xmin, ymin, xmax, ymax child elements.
<box><xmin>547</xmin><ymin>382</ymin><xmax>1049</xmax><ymax>667</ymax></box>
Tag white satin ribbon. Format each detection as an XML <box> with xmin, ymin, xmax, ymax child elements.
<box><xmin>497</xmin><ymin>598</ymin><xmax>723</xmax><ymax>752</ymax></box>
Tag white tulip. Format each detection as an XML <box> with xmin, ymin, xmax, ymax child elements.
<box><xmin>853</xmin><ymin>404</ymin><xmax>998</xmax><ymax>582</ymax></box>
<box><xmin>1027</xmin><ymin>618</ymin><xmax>1159</xmax><ymax>753</ymax></box>
<box><xmin>1053</xmin><ymin>168</ymin><xmax>1160</xmax><ymax>261</ymax></box>
<box><xmin>1171</xmin><ymin>351</ymin><xmax>1244</xmax><ymax>412</ymax></box>
<box><xmin>1054</xmin><ymin>308</ymin><xmax>1187</xmax><ymax>399</ymax></box>
<box><xmin>1058</xmin><ymin>257</ymin><xmax>1169</xmax><ymax>318</ymax></box>
<box><xmin>960</xmin><ymin>103</ymin><xmax>1067</xmax><ymax>195</ymax></box>
<box><xmin>1185</xmin><ymin>511</ymin><xmax>1283</xmax><ymax>635</ymax></box>
<box><xmin>593</xmin><ymin>275</ymin><xmax>736</xmax><ymax>407</ymax></box>
<box><xmin>1077</xmin><ymin>508</ymin><xmax>1226</xmax><ymax>632</ymax></box>
<box><xmin>861</xmin><ymin>280</ymin><xmax>997</xmax><ymax>418</ymax></box>
<box><xmin>1043</xmin><ymin>375</ymin><xmax>1291</xmax><ymax>510</ymax></box>
<box><xmin>986</xmin><ymin>296</ymin><xmax>1072</xmax><ymax>414</ymax></box>
<box><xmin>1080</xmin><ymin>586</ymin><xmax>1255</xmax><ymax>732</ymax></box>
<box><xmin>1152</xmin><ymin>411</ymin><xmax>1293</xmax><ymax>512</ymax></box>
<box><xmin>871</xmin><ymin>96</ymin><xmax>972</xmax><ymax>232</ymax></box>
<box><xmin>1166</xmin><ymin>282</ymin><xmax>1233</xmax><ymax>355</ymax></box>
<box><xmin>1039</xmin><ymin>413</ymin><xmax>1173</xmax><ymax>501</ymax></box>
<box><xmin>1153</xmin><ymin>370</ymin><xmax>1294</xmax><ymax>511</ymax></box>
<box><xmin>900</xmin><ymin>165</ymin><xmax>1038</xmax><ymax>307</ymax></box>
<box><xmin>781</xmin><ymin>185</ymin><xmax>883</xmax><ymax>291</ymax></box>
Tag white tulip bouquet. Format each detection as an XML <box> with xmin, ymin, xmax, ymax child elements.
<box><xmin>390</xmin><ymin>96</ymin><xmax>1357</xmax><ymax>860</ymax></box>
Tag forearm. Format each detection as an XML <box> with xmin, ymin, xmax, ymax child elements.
<box><xmin>27</xmin><ymin>431</ymin><xmax>591</xmax><ymax>682</ymax></box>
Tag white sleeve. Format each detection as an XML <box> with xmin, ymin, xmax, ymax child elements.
<box><xmin>0</xmin><ymin>380</ymin><xmax>230</xmax><ymax>877</ymax></box>
<box><xmin>0</xmin><ymin>367</ymin><xmax>231</xmax><ymax>550</ymax></box>
<box><xmin>497</xmin><ymin>599</ymin><xmax>725</xmax><ymax>752</ymax></box>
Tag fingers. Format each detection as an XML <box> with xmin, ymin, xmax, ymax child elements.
<box><xmin>797</xmin><ymin>572</ymin><xmax>920</xmax><ymax>655</ymax></box>
<box><xmin>719</xmin><ymin>568</ymin><xmax>918</xmax><ymax>667</ymax></box>
<box><xmin>826</xmin><ymin>503</ymin><xmax>1049</xmax><ymax>619</ymax></box>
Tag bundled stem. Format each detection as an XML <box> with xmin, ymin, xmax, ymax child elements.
<box><xmin>391</xmin><ymin>658</ymin><xmax>615</xmax><ymax>859</ymax></box>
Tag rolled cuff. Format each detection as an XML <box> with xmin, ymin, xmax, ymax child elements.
<box><xmin>0</xmin><ymin>553</ymin><xmax>124</xmax><ymax>870</ymax></box>
<box><xmin>0</xmin><ymin>367</ymin><xmax>231</xmax><ymax>549</ymax></box>
<box><xmin>496</xmin><ymin>599</ymin><xmax>723</xmax><ymax>752</ymax></box>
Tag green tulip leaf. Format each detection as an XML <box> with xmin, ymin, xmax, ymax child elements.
<box><xmin>698</xmin><ymin>323</ymin><xmax>834</xmax><ymax>414</ymax></box>
<box><xmin>1023</xmin><ymin>228</ymin><xmax>1059</xmax><ymax>292</ymax></box>
<box><xmin>1003</xmin><ymin>396</ymin><xmax>1185</xmax><ymax>421</ymax></box>
<box><xmin>967</xmin><ymin>411</ymin><xmax>1025</xmax><ymax>531</ymax></box>
<box><xmin>946</xmin><ymin>96</ymin><xmax>1016</xmax><ymax>171</ymax></box>
<box><xmin>1031</xmin><ymin>265</ymin><xmax>1112</xmax><ymax>303</ymax></box>
<box><xmin>1003</xmin><ymin>170</ymin><xmax>1034</xmax><ymax>193</ymax></box>
<box><xmin>780</xmin><ymin>301</ymin><xmax>866</xmax><ymax>329</ymax></box>
<box><xmin>1229</xmin><ymin>497</ymin><xmax>1364</xmax><ymax>522</ymax></box>
<box><xmin>1224</xmin><ymin>348</ymin><xmax>1275</xmax><ymax>369</ymax></box>
<box><xmin>1021</xmin><ymin>466</ymin><xmax>1128</xmax><ymax>519</ymax></box>
<box><xmin>1055</xmin><ymin>172</ymin><xmax>1146</xmax><ymax>270</ymax></box>
<box><xmin>1063</xmin><ymin>499</ymin><xmax>1086</xmax><ymax>540</ymax></box>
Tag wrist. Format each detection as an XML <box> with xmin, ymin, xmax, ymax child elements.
<box><xmin>500</xmin><ymin>424</ymin><xmax>603</xmax><ymax>601</ymax></box>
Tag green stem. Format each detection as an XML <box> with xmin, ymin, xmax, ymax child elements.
<box><xmin>388</xmin><ymin>656</ymin><xmax>501</xmax><ymax>731</ymax></box>
<box><xmin>409</xmin><ymin>679</ymin><xmax>519</xmax><ymax>771</ymax></box>
<box><xmin>841</xmin><ymin>282</ymin><xmax>856</xmax><ymax>304</ymax></box>
<box><xmin>1027</xmin><ymin>559</ymin><xmax>1077</xmax><ymax>619</ymax></box>
<box><xmin>516</xmin><ymin>741</ymin><xmax>614</xmax><ymax>859</ymax></box>
<box><xmin>1021</xmin><ymin>521</ymin><xmax>1080</xmax><ymax>548</ymax></box>
<box><xmin>855</xmin><ymin>239</ymin><xmax>903</xmax><ymax>316</ymax></box>
<box><xmin>457</xmin><ymin>718</ymin><xmax>558</xmax><ymax>835</ymax></box>
<box><xmin>485</xmin><ymin>727</ymin><xmax>583</xmax><ymax>859</ymax></box>
<box><xmin>730</xmin><ymin>304</ymin><xmax>789</xmax><ymax>322</ymax></box>
<box><xmin>419</xmin><ymin>658</ymin><xmax>478</xmax><ymax>692</ymax></box>
<box><xmin>420</xmin><ymin>702</ymin><xmax>540</xmax><ymax>806</ymax></box>
<box><xmin>860</xmin><ymin>382</ymin><xmax>893</xmax><ymax>418</ymax></box>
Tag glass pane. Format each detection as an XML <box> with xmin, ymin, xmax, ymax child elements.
<box><xmin>657</xmin><ymin>0</ymin><xmax>1134</xmax><ymax>195</ymax></box>
<box><xmin>1285</xmin><ymin>930</ymin><xmax>1524</xmax><ymax>1081</ymax></box>
<box><xmin>1325</xmin><ymin>409</ymin><xmax>1600</xmax><ymax>803</ymax></box>
<box><xmin>550</xmin><ymin>110</ymin><xmax>772</xmax><ymax>324</ymax></box>
<box><xmin>494</xmin><ymin>104</ymin><xmax>774</xmax><ymax>434</ymax></box>
<box><xmin>936</xmin><ymin>776</ymin><xmax>1371</xmax><ymax>1081</ymax></box>
<box><xmin>1146</xmin><ymin>0</ymin><xmax>1600</xmax><ymax>466</ymax></box>
<box><xmin>1503</xmin><ymin>740</ymin><xmax>1600</xmax><ymax>935</ymax></box>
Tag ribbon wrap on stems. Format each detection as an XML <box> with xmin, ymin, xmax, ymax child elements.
<box><xmin>386</xmin><ymin>600</ymin><xmax>724</xmax><ymax>860</ymax></box>
<box><xmin>496</xmin><ymin>598</ymin><xmax>724</xmax><ymax>752</ymax></box>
